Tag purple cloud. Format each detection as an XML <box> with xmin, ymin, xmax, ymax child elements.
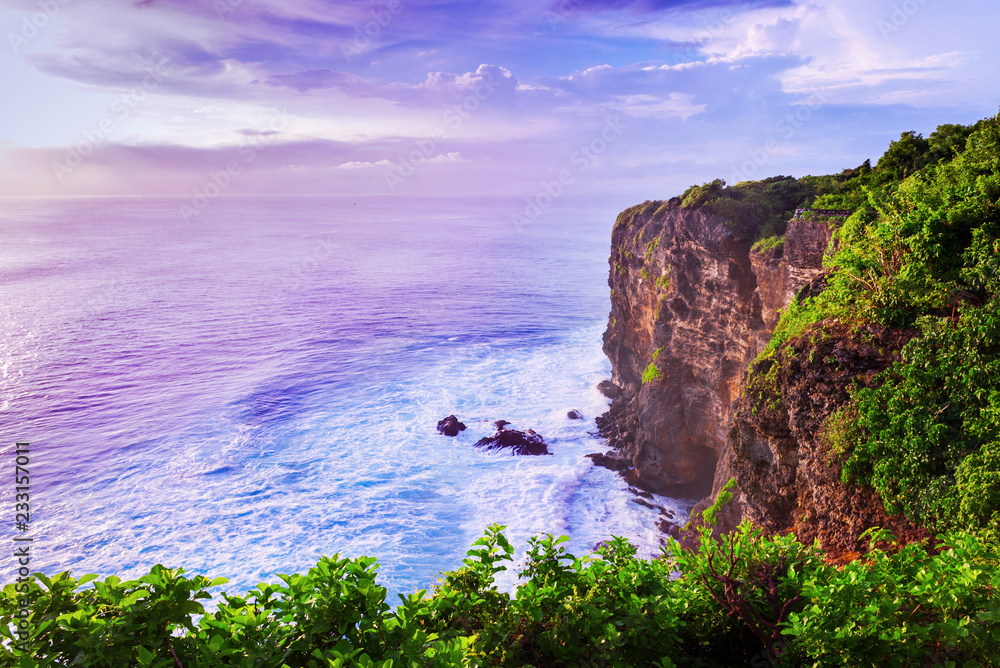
<box><xmin>264</xmin><ymin>69</ymin><xmax>369</xmax><ymax>94</ymax></box>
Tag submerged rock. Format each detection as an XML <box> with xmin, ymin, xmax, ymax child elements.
<box><xmin>436</xmin><ymin>415</ymin><xmax>467</xmax><ymax>437</ymax></box>
<box><xmin>585</xmin><ymin>451</ymin><xmax>629</xmax><ymax>471</ymax></box>
<box><xmin>567</xmin><ymin>409</ymin><xmax>584</xmax><ymax>420</ymax></box>
<box><xmin>475</xmin><ymin>426</ymin><xmax>550</xmax><ymax>456</ymax></box>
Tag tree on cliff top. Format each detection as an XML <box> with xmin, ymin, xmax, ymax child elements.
<box><xmin>680</xmin><ymin>175</ymin><xmax>817</xmax><ymax>240</ymax></box>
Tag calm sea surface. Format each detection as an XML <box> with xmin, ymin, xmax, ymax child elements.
<box><xmin>0</xmin><ymin>195</ymin><xmax>683</xmax><ymax>597</ymax></box>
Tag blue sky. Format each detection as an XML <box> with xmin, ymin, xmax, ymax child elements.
<box><xmin>0</xmin><ymin>0</ymin><xmax>997</xmax><ymax>202</ymax></box>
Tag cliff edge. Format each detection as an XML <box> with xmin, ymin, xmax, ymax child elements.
<box><xmin>596</xmin><ymin>200</ymin><xmax>912</xmax><ymax>555</ymax></box>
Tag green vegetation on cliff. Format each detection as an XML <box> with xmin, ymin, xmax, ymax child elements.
<box><xmin>753</xmin><ymin>114</ymin><xmax>1000</xmax><ymax>540</ymax></box>
<box><xmin>679</xmin><ymin>175</ymin><xmax>820</xmax><ymax>239</ymax></box>
<box><xmin>641</xmin><ymin>347</ymin><xmax>665</xmax><ymax>384</ymax></box>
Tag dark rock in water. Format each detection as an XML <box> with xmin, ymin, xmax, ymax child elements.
<box><xmin>632</xmin><ymin>497</ymin><xmax>658</xmax><ymax>510</ymax></box>
<box><xmin>628</xmin><ymin>486</ymin><xmax>654</xmax><ymax>500</ymax></box>
<box><xmin>567</xmin><ymin>409</ymin><xmax>584</xmax><ymax>420</ymax></box>
<box><xmin>494</xmin><ymin>419</ymin><xmax>511</xmax><ymax>430</ymax></box>
<box><xmin>586</xmin><ymin>451</ymin><xmax>629</xmax><ymax>472</ymax></box>
<box><xmin>436</xmin><ymin>415</ymin><xmax>467</xmax><ymax>437</ymax></box>
<box><xmin>476</xmin><ymin>426</ymin><xmax>549</xmax><ymax>456</ymax></box>
<box><xmin>597</xmin><ymin>380</ymin><xmax>622</xmax><ymax>399</ymax></box>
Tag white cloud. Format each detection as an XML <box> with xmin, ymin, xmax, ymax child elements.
<box><xmin>335</xmin><ymin>154</ymin><xmax>465</xmax><ymax>170</ymax></box>
<box><xmin>337</xmin><ymin>159</ymin><xmax>394</xmax><ymax>169</ymax></box>
<box><xmin>682</xmin><ymin>0</ymin><xmax>1000</xmax><ymax>107</ymax></box>
<box><xmin>615</xmin><ymin>93</ymin><xmax>705</xmax><ymax>120</ymax></box>
<box><xmin>426</xmin><ymin>152</ymin><xmax>468</xmax><ymax>164</ymax></box>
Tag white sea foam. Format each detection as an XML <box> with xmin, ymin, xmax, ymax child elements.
<box><xmin>0</xmin><ymin>195</ymin><xmax>686</xmax><ymax>602</ymax></box>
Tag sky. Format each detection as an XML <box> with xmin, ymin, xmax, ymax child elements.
<box><xmin>0</xmin><ymin>0</ymin><xmax>998</xmax><ymax>204</ymax></box>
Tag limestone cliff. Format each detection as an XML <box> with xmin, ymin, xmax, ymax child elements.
<box><xmin>716</xmin><ymin>321</ymin><xmax>926</xmax><ymax>558</ymax></box>
<box><xmin>597</xmin><ymin>200</ymin><xmax>763</xmax><ymax>498</ymax></box>
<box><xmin>596</xmin><ymin>200</ymin><xmax>902</xmax><ymax>553</ymax></box>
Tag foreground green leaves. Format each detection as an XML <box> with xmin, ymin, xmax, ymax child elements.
<box><xmin>3</xmin><ymin>524</ymin><xmax>998</xmax><ymax>667</ymax></box>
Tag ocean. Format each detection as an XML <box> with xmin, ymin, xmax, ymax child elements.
<box><xmin>0</xmin><ymin>195</ymin><xmax>685</xmax><ymax>599</ymax></box>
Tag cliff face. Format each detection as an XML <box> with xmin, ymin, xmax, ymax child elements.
<box><xmin>718</xmin><ymin>321</ymin><xmax>925</xmax><ymax>558</ymax></box>
<box><xmin>598</xmin><ymin>201</ymin><xmax>897</xmax><ymax>551</ymax></box>
<box><xmin>599</xmin><ymin>203</ymin><xmax>763</xmax><ymax>497</ymax></box>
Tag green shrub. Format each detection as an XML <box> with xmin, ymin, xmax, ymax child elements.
<box><xmin>680</xmin><ymin>176</ymin><xmax>817</xmax><ymax>240</ymax></box>
<box><xmin>750</xmin><ymin>234</ymin><xmax>785</xmax><ymax>253</ymax></box>
<box><xmin>641</xmin><ymin>347</ymin><xmax>665</xmax><ymax>384</ymax></box>
<box><xmin>745</xmin><ymin>115</ymin><xmax>1000</xmax><ymax>539</ymax></box>
<box><xmin>641</xmin><ymin>362</ymin><xmax>661</xmax><ymax>384</ymax></box>
<box><xmin>644</xmin><ymin>236</ymin><xmax>660</xmax><ymax>262</ymax></box>
<box><xmin>4</xmin><ymin>526</ymin><xmax>998</xmax><ymax>667</ymax></box>
<box><xmin>701</xmin><ymin>478</ymin><xmax>736</xmax><ymax>526</ymax></box>
<box><xmin>841</xmin><ymin>297</ymin><xmax>1000</xmax><ymax>536</ymax></box>
<box><xmin>783</xmin><ymin>530</ymin><xmax>1000</xmax><ymax>666</ymax></box>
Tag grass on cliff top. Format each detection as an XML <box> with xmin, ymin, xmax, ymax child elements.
<box><xmin>750</xmin><ymin>234</ymin><xmax>786</xmax><ymax>254</ymax></box>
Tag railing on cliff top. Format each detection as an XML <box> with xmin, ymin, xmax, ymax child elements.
<box><xmin>792</xmin><ymin>208</ymin><xmax>852</xmax><ymax>220</ymax></box>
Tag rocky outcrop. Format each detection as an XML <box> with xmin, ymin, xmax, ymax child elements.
<box><xmin>711</xmin><ymin>321</ymin><xmax>926</xmax><ymax>559</ymax></box>
<box><xmin>437</xmin><ymin>415</ymin><xmax>467</xmax><ymax>437</ymax></box>
<box><xmin>597</xmin><ymin>380</ymin><xmax>622</xmax><ymax>399</ymax></box>
<box><xmin>599</xmin><ymin>202</ymin><xmax>832</xmax><ymax>495</ymax></box>
<box><xmin>749</xmin><ymin>218</ymin><xmax>835</xmax><ymax>335</ymax></box>
<box><xmin>475</xmin><ymin>425</ymin><xmax>550</xmax><ymax>456</ymax></box>
<box><xmin>599</xmin><ymin>201</ymin><xmax>762</xmax><ymax>496</ymax></box>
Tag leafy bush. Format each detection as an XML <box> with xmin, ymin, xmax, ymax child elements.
<box><xmin>5</xmin><ymin>525</ymin><xmax>997</xmax><ymax>667</ymax></box>
<box><xmin>783</xmin><ymin>530</ymin><xmax>1000</xmax><ymax>666</ymax></box>
<box><xmin>750</xmin><ymin>234</ymin><xmax>785</xmax><ymax>254</ymax></box>
<box><xmin>701</xmin><ymin>478</ymin><xmax>736</xmax><ymax>527</ymax></box>
<box><xmin>0</xmin><ymin>556</ymin><xmax>473</xmax><ymax>668</ymax></box>
<box><xmin>680</xmin><ymin>176</ymin><xmax>817</xmax><ymax>240</ymax></box>
<box><xmin>841</xmin><ymin>297</ymin><xmax>1000</xmax><ymax>536</ymax></box>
